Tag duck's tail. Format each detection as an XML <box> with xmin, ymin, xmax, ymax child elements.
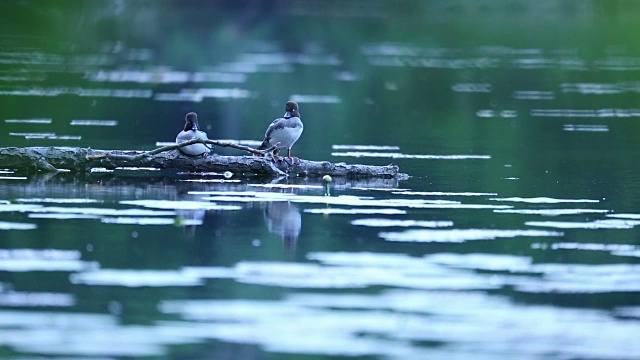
<box><xmin>255</xmin><ymin>139</ymin><xmax>280</xmax><ymax>157</ymax></box>
<box><xmin>256</xmin><ymin>139</ymin><xmax>270</xmax><ymax>151</ymax></box>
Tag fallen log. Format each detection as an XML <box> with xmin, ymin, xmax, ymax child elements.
<box><xmin>0</xmin><ymin>142</ymin><xmax>401</xmax><ymax>178</ymax></box>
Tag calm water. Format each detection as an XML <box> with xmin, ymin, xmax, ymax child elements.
<box><xmin>1</xmin><ymin>1</ymin><xmax>640</xmax><ymax>359</ymax></box>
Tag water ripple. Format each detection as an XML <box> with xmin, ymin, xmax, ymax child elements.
<box><xmin>379</xmin><ymin>229</ymin><xmax>562</xmax><ymax>243</ymax></box>
<box><xmin>331</xmin><ymin>152</ymin><xmax>491</xmax><ymax>159</ymax></box>
<box><xmin>351</xmin><ymin>218</ymin><xmax>453</xmax><ymax>228</ymax></box>
<box><xmin>490</xmin><ymin>196</ymin><xmax>600</xmax><ymax>203</ymax></box>
<box><xmin>0</xmin><ymin>221</ymin><xmax>37</xmax><ymax>230</ymax></box>
<box><xmin>69</xmin><ymin>269</ymin><xmax>203</xmax><ymax>287</ymax></box>
<box><xmin>531</xmin><ymin>108</ymin><xmax>640</xmax><ymax>118</ymax></box>
<box><xmin>526</xmin><ymin>219</ymin><xmax>640</xmax><ymax>229</ymax></box>
<box><xmin>304</xmin><ymin>208</ymin><xmax>407</xmax><ymax>215</ymax></box>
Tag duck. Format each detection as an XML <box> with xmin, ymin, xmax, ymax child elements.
<box><xmin>176</xmin><ymin>112</ymin><xmax>210</xmax><ymax>156</ymax></box>
<box><xmin>257</xmin><ymin>101</ymin><xmax>303</xmax><ymax>163</ymax></box>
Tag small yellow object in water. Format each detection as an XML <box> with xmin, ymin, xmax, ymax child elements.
<box><xmin>323</xmin><ymin>175</ymin><xmax>332</xmax><ymax>183</ymax></box>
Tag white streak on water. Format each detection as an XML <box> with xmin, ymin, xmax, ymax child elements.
<box><xmin>0</xmin><ymin>249</ymin><xmax>97</xmax><ymax>272</ymax></box>
<box><xmin>531</xmin><ymin>108</ymin><xmax>640</xmax><ymax>118</ymax></box>
<box><xmin>9</xmin><ymin>132</ymin><xmax>55</xmax><ymax>137</ymax></box>
<box><xmin>197</xmin><ymin>88</ymin><xmax>251</xmax><ymax>98</ymax></box>
<box><xmin>425</xmin><ymin>253</ymin><xmax>533</xmax><ymax>272</ymax></box>
<box><xmin>476</xmin><ymin>109</ymin><xmax>495</xmax><ymax>118</ymax></box>
<box><xmin>44</xmin><ymin>135</ymin><xmax>82</xmax><ymax>140</ymax></box>
<box><xmin>332</xmin><ymin>152</ymin><xmax>491</xmax><ymax>159</ymax></box>
<box><xmin>208</xmin><ymin>139</ymin><xmax>263</xmax><ymax>146</ymax></box>
<box><xmin>5</xmin><ymin>118</ymin><xmax>52</xmax><ymax>124</ymax></box>
<box><xmin>185</xmin><ymin>256</ymin><xmax>500</xmax><ymax>291</ymax></box>
<box><xmin>379</xmin><ymin>229</ymin><xmax>562</xmax><ymax>243</ymax></box>
<box><xmin>90</xmin><ymin>168</ymin><xmax>114</xmax><ymax>173</ymax></box>
<box><xmin>70</xmin><ymin>269</ymin><xmax>203</xmax><ymax>287</ymax></box>
<box><xmin>526</xmin><ymin>219</ymin><xmax>640</xmax><ymax>229</ymax></box>
<box><xmin>531</xmin><ymin>242</ymin><xmax>637</xmax><ymax>252</ymax></box>
<box><xmin>200</xmin><ymin>193</ymin><xmax>511</xmax><ymax>210</ymax></box>
<box><xmin>305</xmin><ymin>208</ymin><xmax>407</xmax><ymax>215</ymax></box>
<box><xmin>85</xmin><ymin>70</ymin><xmax>246</xmax><ymax>83</ymax></box>
<box><xmin>562</xmin><ymin>82</ymin><xmax>620</xmax><ymax>94</ymax></box>
<box><xmin>451</xmin><ymin>83</ymin><xmax>492</xmax><ymax>93</ymax></box>
<box><xmin>78</xmin><ymin>88</ymin><xmax>153</xmax><ymax>98</ymax></box>
<box><xmin>180</xmin><ymin>179</ymin><xmax>241</xmax><ymax>183</ymax></box>
<box><xmin>352</xmin><ymin>187</ymin><xmax>410</xmax><ymax>192</ymax></box>
<box><xmin>190</xmin><ymin>191</ymin><xmax>274</xmax><ymax>196</ymax></box>
<box><xmin>332</xmin><ymin>145</ymin><xmax>400</xmax><ymax>150</ymax></box>
<box><xmin>514</xmin><ymin>263</ymin><xmax>640</xmax><ymax>293</ymax></box>
<box><xmin>0</xmin><ymin>310</ymin><xmax>174</xmax><ymax>356</ymax></box>
<box><xmin>70</xmin><ymin>120</ymin><xmax>118</xmax><ymax>126</ymax></box>
<box><xmin>561</xmin><ymin>82</ymin><xmax>640</xmax><ymax>94</ymax></box>
<box><xmin>333</xmin><ymin>71</ymin><xmax>360</xmax><ymax>81</ymax></box>
<box><xmin>191</xmin><ymin>71</ymin><xmax>247</xmax><ymax>83</ymax></box>
<box><xmin>607</xmin><ymin>213</ymin><xmax>640</xmax><ymax>219</ymax></box>
<box><xmin>476</xmin><ymin>109</ymin><xmax>518</xmax><ymax>118</ymax></box>
<box><xmin>289</xmin><ymin>95</ymin><xmax>341</xmax><ymax>103</ymax></box>
<box><xmin>495</xmin><ymin>208</ymin><xmax>609</xmax><ymax>216</ymax></box>
<box><xmin>512</xmin><ymin>90</ymin><xmax>555</xmax><ymax>100</ymax></box>
<box><xmin>490</xmin><ymin>196</ymin><xmax>599</xmax><ymax>203</ymax></box>
<box><xmin>9</xmin><ymin>132</ymin><xmax>81</xmax><ymax>140</ymax></box>
<box><xmin>615</xmin><ymin>307</ymin><xmax>640</xmax><ymax>318</ymax></box>
<box><xmin>28</xmin><ymin>213</ymin><xmax>100</xmax><ymax>220</ymax></box>
<box><xmin>0</xmin><ymin>221</ymin><xmax>36</xmax><ymax>230</ymax></box>
<box><xmin>351</xmin><ymin>218</ymin><xmax>453</xmax><ymax>228</ymax></box>
<box><xmin>612</xmin><ymin>249</ymin><xmax>640</xmax><ymax>258</ymax></box>
<box><xmin>17</xmin><ymin>198</ymin><xmax>100</xmax><ymax>204</ymax></box>
<box><xmin>1</xmin><ymin>258</ymin><xmax>98</xmax><ymax>272</ymax></box>
<box><xmin>395</xmin><ymin>191</ymin><xmax>497</xmax><ymax>196</ymax></box>
<box><xmin>0</xmin><ymin>204</ymin><xmax>46</xmax><ymax>213</ymax></box>
<box><xmin>115</xmin><ymin>167</ymin><xmax>160</xmax><ymax>171</ymax></box>
<box><xmin>120</xmin><ymin>200</ymin><xmax>241</xmax><ymax>211</ymax></box>
<box><xmin>154</xmin><ymin>88</ymin><xmax>251</xmax><ymax>102</ymax></box>
<box><xmin>563</xmin><ymin>124</ymin><xmax>609</xmax><ymax>132</ymax></box>
<box><xmin>0</xmin><ymin>89</ymin><xmax>68</xmax><ymax>96</ymax></box>
<box><xmin>0</xmin><ymin>292</ymin><xmax>75</xmax><ymax>307</ymax></box>
<box><xmin>595</xmin><ymin>57</ymin><xmax>640</xmax><ymax>71</ymax></box>
<box><xmin>101</xmin><ymin>217</ymin><xmax>202</xmax><ymax>226</ymax></box>
<box><xmin>28</xmin><ymin>206</ymin><xmax>177</xmax><ymax>217</ymax></box>
<box><xmin>0</xmin><ymin>248</ymin><xmax>80</xmax><ymax>260</ymax></box>
<box><xmin>90</xmin><ymin>70</ymin><xmax>190</xmax><ymax>83</ymax></box>
<box><xmin>249</xmin><ymin>184</ymin><xmax>323</xmax><ymax>189</ymax></box>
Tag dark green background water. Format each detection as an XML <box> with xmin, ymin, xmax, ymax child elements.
<box><xmin>1</xmin><ymin>1</ymin><xmax>640</xmax><ymax>359</ymax></box>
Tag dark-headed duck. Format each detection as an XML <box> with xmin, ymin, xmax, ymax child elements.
<box><xmin>257</xmin><ymin>101</ymin><xmax>303</xmax><ymax>162</ymax></box>
<box><xmin>176</xmin><ymin>112</ymin><xmax>210</xmax><ymax>156</ymax></box>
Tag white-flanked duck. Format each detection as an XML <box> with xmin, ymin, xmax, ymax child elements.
<box><xmin>257</xmin><ymin>101</ymin><xmax>303</xmax><ymax>163</ymax></box>
<box><xmin>176</xmin><ymin>112</ymin><xmax>210</xmax><ymax>156</ymax></box>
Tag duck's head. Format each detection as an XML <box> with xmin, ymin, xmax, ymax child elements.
<box><xmin>283</xmin><ymin>101</ymin><xmax>300</xmax><ymax>119</ymax></box>
<box><xmin>184</xmin><ymin>112</ymin><xmax>199</xmax><ymax>131</ymax></box>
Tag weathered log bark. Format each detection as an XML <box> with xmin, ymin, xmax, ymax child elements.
<box><xmin>0</xmin><ymin>146</ymin><xmax>401</xmax><ymax>178</ymax></box>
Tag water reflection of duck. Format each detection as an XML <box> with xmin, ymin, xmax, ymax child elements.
<box><xmin>176</xmin><ymin>191</ymin><xmax>206</xmax><ymax>237</ymax></box>
<box><xmin>264</xmin><ymin>201</ymin><xmax>301</xmax><ymax>250</ymax></box>
<box><xmin>176</xmin><ymin>112</ymin><xmax>210</xmax><ymax>156</ymax></box>
<box><xmin>257</xmin><ymin>101</ymin><xmax>303</xmax><ymax>163</ymax></box>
